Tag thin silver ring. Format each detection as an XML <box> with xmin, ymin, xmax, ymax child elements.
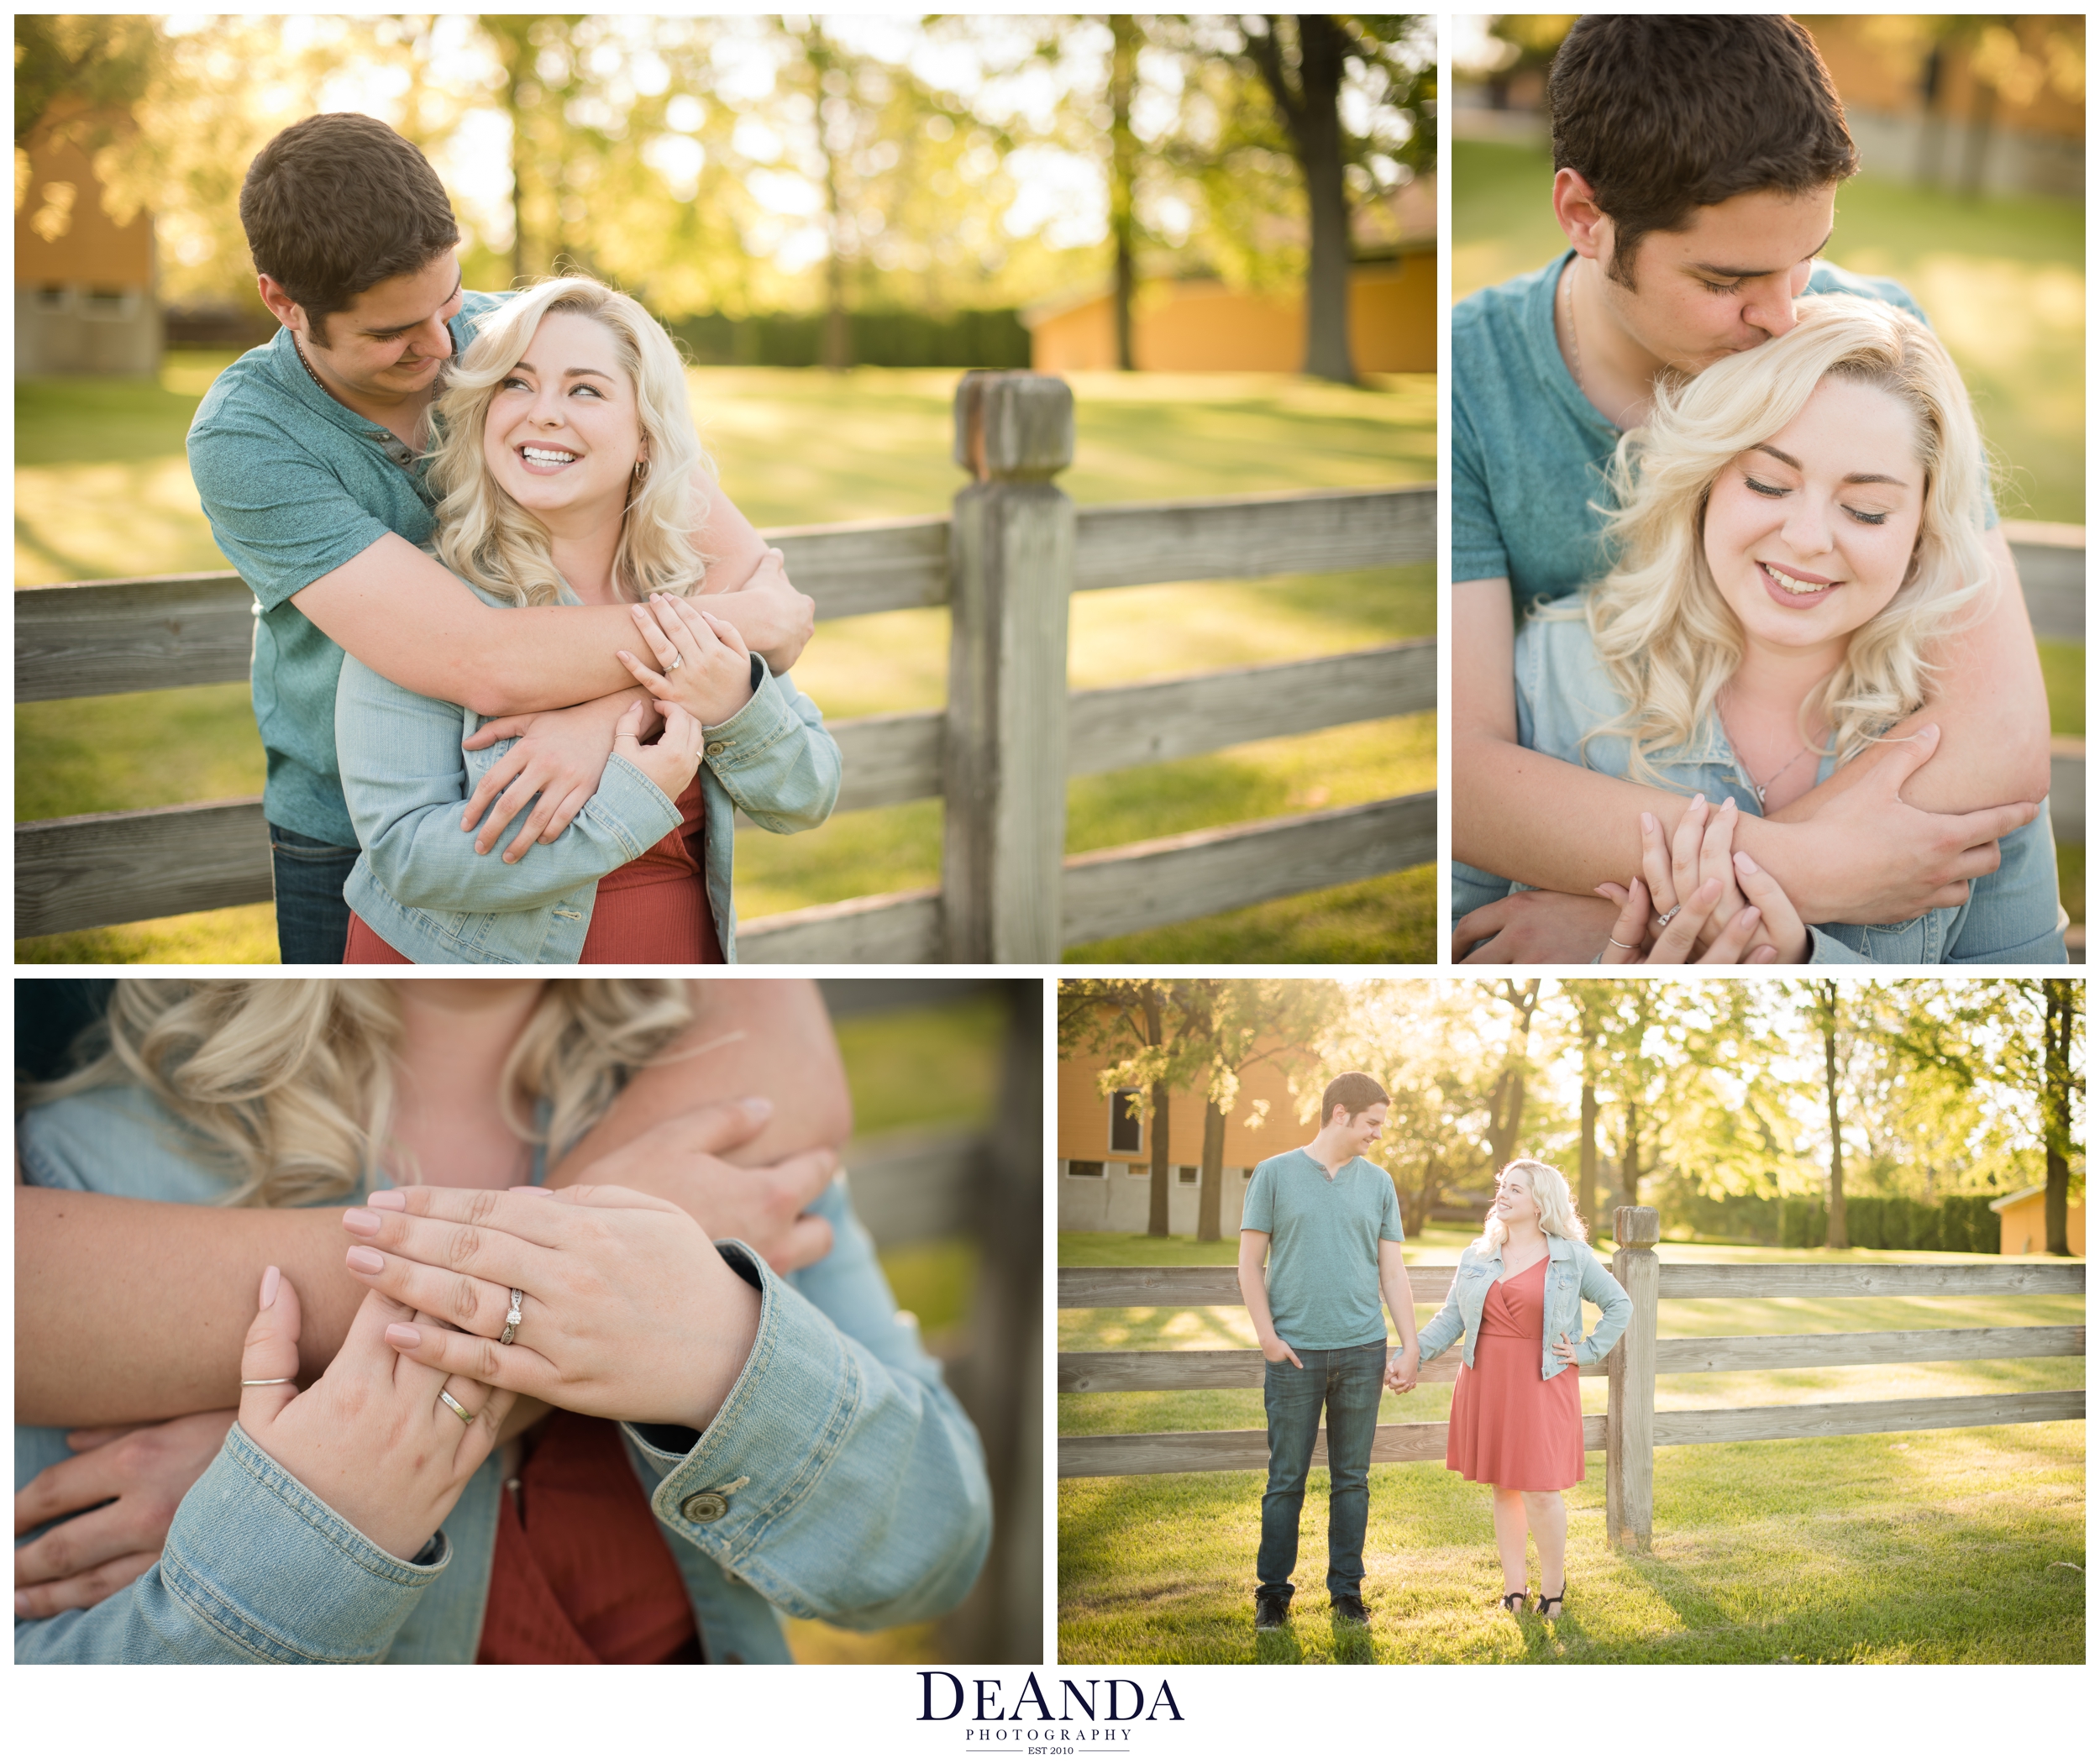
<box><xmin>1606</xmin><ymin>936</ymin><xmax>1639</xmax><ymax>952</ymax></box>
<box><xmin>666</xmin><ymin>652</ymin><xmax>683</xmax><ymax>670</ymax></box>
<box><xmin>241</xmin><ymin>1377</ymin><xmax>295</xmax><ymax>1387</ymax></box>
<box><xmin>499</xmin><ymin>1288</ymin><xmax>524</xmax><ymax>1347</ymax></box>
<box><xmin>437</xmin><ymin>1388</ymin><xmax>476</xmax><ymax>1426</ymax></box>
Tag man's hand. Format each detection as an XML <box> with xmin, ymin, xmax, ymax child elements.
<box><xmin>1763</xmin><ymin>725</ymin><xmax>2036</xmax><ymax>924</ymax></box>
<box><xmin>1384</xmin><ymin>1347</ymin><xmax>1419</xmax><ymax>1393</ymax></box>
<box><xmin>696</xmin><ymin>547</ymin><xmax>815</xmax><ymax>674</ymax></box>
<box><xmin>1454</xmin><ymin>889</ymin><xmax>1623</xmax><ymax>962</ymax></box>
<box><xmin>562</xmin><ymin>1095</ymin><xmax>840</xmax><ymax>1272</ymax></box>
<box><xmin>459</xmin><ymin>687</ymin><xmax>652</xmax><ymax>861</ymax></box>
<box><xmin>14</xmin><ymin>1410</ymin><xmax>236</xmax><ymax>1617</ymax></box>
<box><xmin>1259</xmin><ymin>1334</ymin><xmax>1304</xmax><ymax>1369</ymax></box>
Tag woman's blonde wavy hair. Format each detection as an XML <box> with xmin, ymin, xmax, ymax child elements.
<box><xmin>1477</xmin><ymin>1158</ymin><xmax>1588</xmax><ymax>1251</ymax></box>
<box><xmin>425</xmin><ymin>275</ymin><xmax>711</xmax><ymax>607</ymax></box>
<box><xmin>31</xmin><ymin>979</ymin><xmax>696</xmax><ymax>1209</ymax></box>
<box><xmin>1541</xmin><ymin>296</ymin><xmax>1992</xmax><ymax>784</ymax></box>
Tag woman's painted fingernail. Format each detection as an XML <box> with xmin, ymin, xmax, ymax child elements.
<box><xmin>742</xmin><ymin>1094</ymin><xmax>774</xmax><ymax>1118</ymax></box>
<box><xmin>343</xmin><ymin>1208</ymin><xmax>382</xmax><ymax>1237</ymax></box>
<box><xmin>1720</xmin><ymin>796</ymin><xmax>1737</xmax><ymax>812</ymax></box>
<box><xmin>1735</xmin><ymin>851</ymin><xmax>1761</xmax><ymax>874</ymax></box>
<box><xmin>347</xmin><ymin>1246</ymin><xmax>386</xmax><ymax>1275</ymax></box>
<box><xmin>260</xmin><ymin>1265</ymin><xmax>281</xmax><ymax>1309</ymax></box>
<box><xmin>369</xmin><ymin>1189</ymin><xmax>407</xmax><ymax>1211</ymax></box>
<box><xmin>385</xmin><ymin>1325</ymin><xmax>422</xmax><ymax>1350</ymax></box>
<box><xmin>1690</xmin><ymin>793</ymin><xmax>1706</xmax><ymax>811</ymax></box>
<box><xmin>1640</xmin><ymin>813</ymin><xmax>1656</xmax><ymax>834</ymax></box>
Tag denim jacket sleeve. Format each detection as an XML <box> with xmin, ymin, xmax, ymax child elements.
<box><xmin>335</xmin><ymin>653</ymin><xmax>681</xmax><ymax>913</ymax></box>
<box><xmin>617</xmin><ymin>1180</ymin><xmax>989</xmax><ymax>1630</ymax></box>
<box><xmin>1414</xmin><ymin>1252</ymin><xmax>1473</xmax><ymax>1364</ymax></box>
<box><xmin>1572</xmin><ymin>1246</ymin><xmax>1632</xmax><ymax>1366</ymax></box>
<box><xmin>14</xmin><ymin>1425</ymin><xmax>448</xmax><ymax>1663</ymax></box>
<box><xmin>702</xmin><ymin>657</ymin><xmax>840</xmax><ymax>834</ymax></box>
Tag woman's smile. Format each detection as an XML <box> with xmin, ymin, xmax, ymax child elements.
<box><xmin>485</xmin><ymin>309</ymin><xmax>641</xmax><ymax>522</ymax></box>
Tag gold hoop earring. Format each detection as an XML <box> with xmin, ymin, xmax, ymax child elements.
<box><xmin>632</xmin><ymin>458</ymin><xmax>650</xmax><ymax>484</ymax></box>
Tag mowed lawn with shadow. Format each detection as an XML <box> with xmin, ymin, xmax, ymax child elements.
<box><xmin>17</xmin><ymin>363</ymin><xmax>1431</xmax><ymax>963</ymax></box>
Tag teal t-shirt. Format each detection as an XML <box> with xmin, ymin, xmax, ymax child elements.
<box><xmin>1452</xmin><ymin>252</ymin><xmax>1943</xmax><ymax>619</ymax></box>
<box><xmin>186</xmin><ymin>288</ymin><xmax>512</xmax><ymax>845</ymax></box>
<box><xmin>1241</xmin><ymin>1148</ymin><xmax>1404</xmax><ymax>1351</ymax></box>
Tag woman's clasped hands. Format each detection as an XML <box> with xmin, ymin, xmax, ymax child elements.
<box><xmin>618</xmin><ymin>577</ymin><xmax>764</xmax><ymax>730</ymax></box>
<box><xmin>339</xmin><ymin>1184</ymin><xmax>763</xmax><ymax>1435</ymax></box>
<box><xmin>1596</xmin><ymin>793</ymin><xmax>1811</xmax><ymax>964</ymax></box>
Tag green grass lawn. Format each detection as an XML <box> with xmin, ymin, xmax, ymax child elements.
<box><xmin>1456</xmin><ymin>139</ymin><xmax>2086</xmax><ymax>939</ymax></box>
<box><xmin>16</xmin><ymin>359</ymin><xmax>1432</xmax><ymax>964</ymax></box>
<box><xmin>1058</xmin><ymin>1230</ymin><xmax>2085</xmax><ymax>1663</ymax></box>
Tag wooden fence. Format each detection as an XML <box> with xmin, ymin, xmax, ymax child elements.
<box><xmin>1056</xmin><ymin>1208</ymin><xmax>2085</xmax><ymax>1550</ymax></box>
<box><xmin>14</xmin><ymin>370</ymin><xmax>1433</xmax><ymax>959</ymax></box>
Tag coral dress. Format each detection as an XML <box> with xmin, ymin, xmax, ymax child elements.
<box><xmin>344</xmin><ymin>776</ymin><xmax>725</xmax><ymax>963</ymax></box>
<box><xmin>1444</xmin><ymin>1256</ymin><xmax>1584</xmax><ymax>1492</ymax></box>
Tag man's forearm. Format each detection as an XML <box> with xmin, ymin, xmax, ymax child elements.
<box><xmin>549</xmin><ymin>979</ymin><xmax>852</xmax><ymax>1181</ymax></box>
<box><xmin>1238</xmin><ymin>1252</ymin><xmax>1279</xmax><ymax>1344</ymax></box>
<box><xmin>14</xmin><ymin>1189</ymin><xmax>360</xmax><ymax>1427</ymax></box>
<box><xmin>1382</xmin><ymin>1271</ymin><xmax>1420</xmax><ymax>1352</ymax></box>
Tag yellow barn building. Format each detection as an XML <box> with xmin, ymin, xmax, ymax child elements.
<box><xmin>1988</xmin><ymin>1185</ymin><xmax>2087</xmax><ymax>1257</ymax></box>
<box><xmin>16</xmin><ymin>104</ymin><xmax>160</xmax><ymax>375</ymax></box>
<box><xmin>1024</xmin><ymin>174</ymin><xmax>1435</xmax><ymax>376</ymax></box>
<box><xmin>1059</xmin><ymin>1047</ymin><xmax>1337</xmax><ymax>1236</ymax></box>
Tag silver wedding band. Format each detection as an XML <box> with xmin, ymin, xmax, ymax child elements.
<box><xmin>241</xmin><ymin>1377</ymin><xmax>295</xmax><ymax>1387</ymax></box>
<box><xmin>1606</xmin><ymin>936</ymin><xmax>1639</xmax><ymax>951</ymax></box>
<box><xmin>438</xmin><ymin>1388</ymin><xmax>476</xmax><ymax>1426</ymax></box>
<box><xmin>499</xmin><ymin>1288</ymin><xmax>524</xmax><ymax>1347</ymax></box>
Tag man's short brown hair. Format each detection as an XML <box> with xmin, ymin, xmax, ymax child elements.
<box><xmin>240</xmin><ymin>113</ymin><xmax>460</xmax><ymax>345</ymax></box>
<box><xmin>1321</xmin><ymin>1073</ymin><xmax>1390</xmax><ymax>1124</ymax></box>
<box><xmin>1549</xmin><ymin>15</ymin><xmax>1859</xmax><ymax>286</ymax></box>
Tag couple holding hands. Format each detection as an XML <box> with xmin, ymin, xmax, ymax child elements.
<box><xmin>1239</xmin><ymin>1075</ymin><xmax>1628</xmax><ymax>1631</ymax></box>
<box><xmin>15</xmin><ymin>979</ymin><xmax>990</xmax><ymax>1662</ymax></box>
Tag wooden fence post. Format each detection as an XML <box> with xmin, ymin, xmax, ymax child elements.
<box><xmin>944</xmin><ymin>370</ymin><xmax>1076</xmax><ymax>961</ymax></box>
<box><xmin>1606</xmin><ymin>1204</ymin><xmax>1661</xmax><ymax>1550</ymax></box>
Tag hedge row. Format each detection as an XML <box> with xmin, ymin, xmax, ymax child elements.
<box><xmin>1649</xmin><ymin>1188</ymin><xmax>2003</xmax><ymax>1253</ymax></box>
<box><xmin>668</xmin><ymin>307</ymin><xmax>1032</xmax><ymax>370</ymax></box>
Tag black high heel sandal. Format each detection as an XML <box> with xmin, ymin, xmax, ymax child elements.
<box><xmin>1498</xmin><ymin>1589</ymin><xmax>1529</xmax><ymax>1614</ymax></box>
<box><xmin>1536</xmin><ymin>1584</ymin><xmax>1566</xmax><ymax>1619</ymax></box>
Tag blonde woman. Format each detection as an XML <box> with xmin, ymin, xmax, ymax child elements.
<box><xmin>1398</xmin><ymin>1160</ymin><xmax>1628</xmax><ymax>1619</ymax></box>
<box><xmin>1453</xmin><ymin>297</ymin><xmax>2063</xmax><ymax>963</ymax></box>
<box><xmin>334</xmin><ymin>276</ymin><xmax>839</xmax><ymax>963</ymax></box>
<box><xmin>15</xmin><ymin>979</ymin><xmax>989</xmax><ymax>1663</ymax></box>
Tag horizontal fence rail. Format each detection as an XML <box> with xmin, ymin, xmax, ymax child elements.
<box><xmin>1057</xmin><ymin>1235</ymin><xmax>2085</xmax><ymax>1520</ymax></box>
<box><xmin>17</xmin><ymin>396</ymin><xmax>1436</xmax><ymax>952</ymax></box>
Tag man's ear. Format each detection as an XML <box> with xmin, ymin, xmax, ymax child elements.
<box><xmin>256</xmin><ymin>272</ymin><xmax>307</xmax><ymax>338</ymax></box>
<box><xmin>1552</xmin><ymin>167</ymin><xmax>1611</xmax><ymax>262</ymax></box>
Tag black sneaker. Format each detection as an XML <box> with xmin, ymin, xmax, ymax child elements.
<box><xmin>1254</xmin><ymin>1591</ymin><xmax>1292</xmax><ymax>1631</ymax></box>
<box><xmin>1331</xmin><ymin>1593</ymin><xmax>1370</xmax><ymax>1627</ymax></box>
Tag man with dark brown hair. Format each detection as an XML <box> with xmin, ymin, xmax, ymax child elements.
<box><xmin>1239</xmin><ymin>1071</ymin><xmax>1418</xmax><ymax>1633</ymax></box>
<box><xmin>188</xmin><ymin>113</ymin><xmax>812</xmax><ymax>961</ymax></box>
<box><xmin>1450</xmin><ymin>14</ymin><xmax>2048</xmax><ymax>962</ymax></box>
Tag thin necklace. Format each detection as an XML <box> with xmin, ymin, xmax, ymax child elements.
<box><xmin>1719</xmin><ymin>688</ymin><xmax>1817</xmax><ymax>807</ymax></box>
<box><xmin>290</xmin><ymin>334</ymin><xmax>336</xmax><ymax>401</ymax></box>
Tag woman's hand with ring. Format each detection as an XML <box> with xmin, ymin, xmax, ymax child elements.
<box><xmin>617</xmin><ymin>593</ymin><xmax>756</xmax><ymax>728</ymax></box>
<box><xmin>1599</xmin><ymin>875</ymin><xmax>1777</xmax><ymax>964</ymax></box>
<box><xmin>239</xmin><ymin>1267</ymin><xmax>512</xmax><ymax>1561</ymax></box>
<box><xmin>611</xmin><ymin>695</ymin><xmax>702</xmax><ymax>803</ymax></box>
<box><xmin>340</xmin><ymin>1186</ymin><xmax>763</xmax><ymax>1432</ymax></box>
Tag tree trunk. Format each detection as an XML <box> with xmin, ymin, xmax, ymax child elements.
<box><xmin>1108</xmin><ymin>13</ymin><xmax>1139</xmax><ymax>372</ymax></box>
<box><xmin>1196</xmin><ymin>1095</ymin><xmax>1226</xmax><ymax>1241</ymax></box>
<box><xmin>1291</xmin><ymin>16</ymin><xmax>1354</xmax><ymax>383</ymax></box>
<box><xmin>1822</xmin><ymin>992</ymin><xmax>1848</xmax><ymax>1250</ymax></box>
<box><xmin>1579</xmin><ymin>1078</ymin><xmax>1599</xmax><ymax>1230</ymax></box>
<box><xmin>1142</xmin><ymin>988</ymin><xmax>1171</xmax><ymax>1236</ymax></box>
<box><xmin>1619</xmin><ymin>1100</ymin><xmax>1641</xmax><ymax>1212</ymax></box>
<box><xmin>821</xmin><ymin>147</ymin><xmax>850</xmax><ymax>372</ymax></box>
<box><xmin>2044</xmin><ymin>979</ymin><xmax>2073</xmax><ymax>1256</ymax></box>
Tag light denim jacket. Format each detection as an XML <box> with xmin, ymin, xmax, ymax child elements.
<box><xmin>16</xmin><ymin>1086</ymin><xmax>989</xmax><ymax>1664</ymax></box>
<box><xmin>335</xmin><ymin>580</ymin><xmax>842</xmax><ymax>963</ymax></box>
<box><xmin>1415</xmin><ymin>1235</ymin><xmax>1631</xmax><ymax>1381</ymax></box>
<box><xmin>1453</xmin><ymin>609</ymin><xmax>2067</xmax><ymax>963</ymax></box>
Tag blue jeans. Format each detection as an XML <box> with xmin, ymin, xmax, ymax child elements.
<box><xmin>268</xmin><ymin>823</ymin><xmax>358</xmax><ymax>964</ymax></box>
<box><xmin>1257</xmin><ymin>1341</ymin><xmax>1386</xmax><ymax>1603</ymax></box>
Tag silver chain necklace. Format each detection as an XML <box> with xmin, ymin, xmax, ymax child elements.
<box><xmin>1719</xmin><ymin>689</ymin><xmax>1816</xmax><ymax>806</ymax></box>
